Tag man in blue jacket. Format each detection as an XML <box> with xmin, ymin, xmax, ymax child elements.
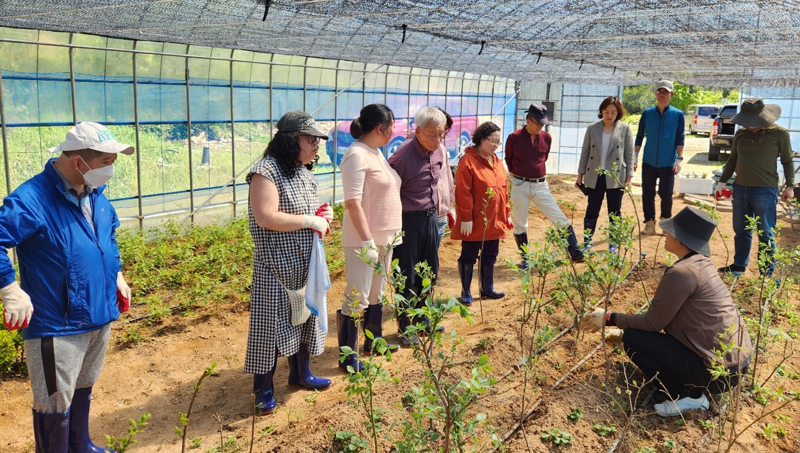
<box><xmin>634</xmin><ymin>80</ymin><xmax>685</xmax><ymax>235</ymax></box>
<box><xmin>0</xmin><ymin>122</ymin><xmax>133</xmax><ymax>453</ymax></box>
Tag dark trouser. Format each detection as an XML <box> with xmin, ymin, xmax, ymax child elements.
<box><xmin>623</xmin><ymin>329</ymin><xmax>744</xmax><ymax>400</ymax></box>
<box><xmin>458</xmin><ymin>239</ymin><xmax>499</xmax><ymax>266</ymax></box>
<box><xmin>584</xmin><ymin>176</ymin><xmax>625</xmax><ymax>239</ymax></box>
<box><xmin>641</xmin><ymin>163</ymin><xmax>675</xmax><ymax>222</ymax></box>
<box><xmin>393</xmin><ymin>212</ymin><xmax>440</xmax><ymax>303</ymax></box>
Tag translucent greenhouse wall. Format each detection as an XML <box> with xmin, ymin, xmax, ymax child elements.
<box><xmin>0</xmin><ymin>28</ymin><xmax>518</xmax><ymax>230</ymax></box>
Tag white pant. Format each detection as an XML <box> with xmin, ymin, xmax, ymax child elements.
<box><xmin>510</xmin><ymin>179</ymin><xmax>570</xmax><ymax>236</ymax></box>
<box><xmin>341</xmin><ymin>245</ymin><xmax>393</xmax><ymax>316</ymax></box>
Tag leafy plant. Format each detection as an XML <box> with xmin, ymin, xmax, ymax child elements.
<box><xmin>540</xmin><ymin>428</ymin><xmax>572</xmax><ymax>446</ymax></box>
<box><xmin>330</xmin><ymin>430</ymin><xmax>369</xmax><ymax>453</ymax></box>
<box><xmin>177</xmin><ymin>363</ymin><xmax>218</xmax><ymax>453</ymax></box>
<box><xmin>567</xmin><ymin>408</ymin><xmax>583</xmax><ymax>421</ymax></box>
<box><xmin>592</xmin><ymin>422</ymin><xmax>617</xmax><ymax>437</ymax></box>
<box><xmin>104</xmin><ymin>412</ymin><xmax>151</xmax><ymax>453</ymax></box>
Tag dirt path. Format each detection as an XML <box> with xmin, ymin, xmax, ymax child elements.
<box><xmin>1</xmin><ymin>135</ymin><xmax>798</xmax><ymax>453</ymax></box>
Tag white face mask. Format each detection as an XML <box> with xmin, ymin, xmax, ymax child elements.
<box><xmin>78</xmin><ymin>156</ymin><xmax>114</xmax><ymax>188</ymax></box>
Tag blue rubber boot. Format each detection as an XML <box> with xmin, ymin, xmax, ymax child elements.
<box><xmin>362</xmin><ymin>304</ymin><xmax>399</xmax><ymax>355</ymax></box>
<box><xmin>68</xmin><ymin>388</ymin><xmax>114</xmax><ymax>453</ymax></box>
<box><xmin>479</xmin><ymin>260</ymin><xmax>505</xmax><ymax>299</ymax></box>
<box><xmin>33</xmin><ymin>410</ymin><xmax>69</xmax><ymax>453</ymax></box>
<box><xmin>336</xmin><ymin>310</ymin><xmax>363</xmax><ymax>373</ymax></box>
<box><xmin>288</xmin><ymin>343</ymin><xmax>331</xmax><ymax>390</ymax></box>
<box><xmin>253</xmin><ymin>357</ymin><xmax>277</xmax><ymax>415</ymax></box>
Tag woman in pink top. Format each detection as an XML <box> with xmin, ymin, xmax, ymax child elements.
<box><xmin>337</xmin><ymin>104</ymin><xmax>403</xmax><ymax>373</ymax></box>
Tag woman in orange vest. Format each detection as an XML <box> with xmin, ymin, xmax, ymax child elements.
<box><xmin>451</xmin><ymin>121</ymin><xmax>512</xmax><ymax>304</ymax></box>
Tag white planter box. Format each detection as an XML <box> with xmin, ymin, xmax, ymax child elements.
<box><xmin>674</xmin><ymin>177</ymin><xmax>713</xmax><ymax>195</ymax></box>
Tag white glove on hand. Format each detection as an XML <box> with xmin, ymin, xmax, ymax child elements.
<box><xmin>302</xmin><ymin>215</ymin><xmax>329</xmax><ymax>237</ymax></box>
<box><xmin>580</xmin><ymin>308</ymin><xmax>606</xmax><ymax>333</ymax></box>
<box><xmin>673</xmin><ymin>160</ymin><xmax>682</xmax><ymax>175</ymax></box>
<box><xmin>361</xmin><ymin>239</ymin><xmax>379</xmax><ymax>265</ymax></box>
<box><xmin>117</xmin><ymin>272</ymin><xmax>132</xmax><ymax>301</ymax></box>
<box><xmin>1</xmin><ymin>281</ymin><xmax>33</xmax><ymax>330</ymax></box>
<box><xmin>317</xmin><ymin>204</ymin><xmax>333</xmax><ymax>223</ymax></box>
<box><xmin>605</xmin><ymin>327</ymin><xmax>624</xmax><ymax>349</ymax></box>
<box><xmin>460</xmin><ymin>221</ymin><xmax>473</xmax><ymax>236</ymax></box>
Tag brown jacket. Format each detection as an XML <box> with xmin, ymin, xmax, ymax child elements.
<box><xmin>615</xmin><ymin>254</ymin><xmax>752</xmax><ymax>369</ymax></box>
<box><xmin>451</xmin><ymin>146</ymin><xmax>510</xmax><ymax>242</ymax></box>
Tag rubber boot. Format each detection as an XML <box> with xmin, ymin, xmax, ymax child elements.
<box><xmin>565</xmin><ymin>226</ymin><xmax>584</xmax><ymax>263</ymax></box>
<box><xmin>479</xmin><ymin>260</ymin><xmax>505</xmax><ymax>299</ymax></box>
<box><xmin>396</xmin><ymin>310</ymin><xmax>419</xmax><ymax>347</ymax></box>
<box><xmin>253</xmin><ymin>358</ymin><xmax>277</xmax><ymax>415</ymax></box>
<box><xmin>457</xmin><ymin>262</ymin><xmax>474</xmax><ymax>306</ymax></box>
<box><xmin>68</xmin><ymin>387</ymin><xmax>114</xmax><ymax>453</ymax></box>
<box><xmin>513</xmin><ymin>233</ymin><xmax>529</xmax><ymax>269</ymax></box>
<box><xmin>336</xmin><ymin>310</ymin><xmax>363</xmax><ymax>373</ymax></box>
<box><xmin>362</xmin><ymin>304</ymin><xmax>399</xmax><ymax>355</ymax></box>
<box><xmin>33</xmin><ymin>410</ymin><xmax>69</xmax><ymax>453</ymax></box>
<box><xmin>287</xmin><ymin>343</ymin><xmax>331</xmax><ymax>390</ymax></box>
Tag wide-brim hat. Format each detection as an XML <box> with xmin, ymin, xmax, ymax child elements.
<box><xmin>731</xmin><ymin>98</ymin><xmax>781</xmax><ymax>128</ymax></box>
<box><xmin>658</xmin><ymin>206</ymin><xmax>716</xmax><ymax>257</ymax></box>
<box><xmin>276</xmin><ymin>110</ymin><xmax>328</xmax><ymax>138</ymax></box>
<box><xmin>49</xmin><ymin>122</ymin><xmax>135</xmax><ymax>155</ymax></box>
<box><xmin>525</xmin><ymin>103</ymin><xmax>549</xmax><ymax>126</ymax></box>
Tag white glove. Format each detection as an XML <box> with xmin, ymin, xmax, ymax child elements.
<box><xmin>673</xmin><ymin>160</ymin><xmax>682</xmax><ymax>175</ymax></box>
<box><xmin>302</xmin><ymin>215</ymin><xmax>329</xmax><ymax>237</ymax></box>
<box><xmin>317</xmin><ymin>204</ymin><xmax>333</xmax><ymax>223</ymax></box>
<box><xmin>460</xmin><ymin>221</ymin><xmax>473</xmax><ymax>236</ymax></box>
<box><xmin>605</xmin><ymin>327</ymin><xmax>624</xmax><ymax>349</ymax></box>
<box><xmin>580</xmin><ymin>308</ymin><xmax>605</xmax><ymax>333</ymax></box>
<box><xmin>362</xmin><ymin>239</ymin><xmax>379</xmax><ymax>264</ymax></box>
<box><xmin>1</xmin><ymin>281</ymin><xmax>33</xmax><ymax>330</ymax></box>
<box><xmin>117</xmin><ymin>272</ymin><xmax>131</xmax><ymax>301</ymax></box>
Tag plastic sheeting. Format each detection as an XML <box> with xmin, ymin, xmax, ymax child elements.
<box><xmin>1</xmin><ymin>1</ymin><xmax>800</xmax><ymax>87</ymax></box>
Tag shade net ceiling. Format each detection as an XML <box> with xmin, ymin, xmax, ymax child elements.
<box><xmin>1</xmin><ymin>0</ymin><xmax>799</xmax><ymax>88</ymax></box>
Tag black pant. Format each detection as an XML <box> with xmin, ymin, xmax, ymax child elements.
<box><xmin>641</xmin><ymin>163</ymin><xmax>675</xmax><ymax>222</ymax></box>
<box><xmin>584</xmin><ymin>176</ymin><xmax>625</xmax><ymax>238</ymax></box>
<box><xmin>458</xmin><ymin>239</ymin><xmax>499</xmax><ymax>266</ymax></box>
<box><xmin>393</xmin><ymin>213</ymin><xmax>440</xmax><ymax>303</ymax></box>
<box><xmin>623</xmin><ymin>329</ymin><xmax>744</xmax><ymax>399</ymax></box>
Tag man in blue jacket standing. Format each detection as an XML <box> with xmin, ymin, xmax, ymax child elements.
<box><xmin>634</xmin><ymin>80</ymin><xmax>685</xmax><ymax>235</ymax></box>
<box><xmin>0</xmin><ymin>122</ymin><xmax>133</xmax><ymax>453</ymax></box>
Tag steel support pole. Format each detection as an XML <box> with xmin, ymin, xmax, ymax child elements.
<box><xmin>132</xmin><ymin>43</ymin><xmax>144</xmax><ymax>229</ymax></box>
<box><xmin>185</xmin><ymin>56</ymin><xmax>195</xmax><ymax>223</ymax></box>
<box><xmin>229</xmin><ymin>49</ymin><xmax>237</xmax><ymax>218</ymax></box>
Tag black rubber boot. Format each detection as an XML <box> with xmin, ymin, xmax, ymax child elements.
<box><xmin>362</xmin><ymin>304</ymin><xmax>399</xmax><ymax>355</ymax></box>
<box><xmin>479</xmin><ymin>260</ymin><xmax>505</xmax><ymax>299</ymax></box>
<box><xmin>396</xmin><ymin>310</ymin><xmax>419</xmax><ymax>347</ymax></box>
<box><xmin>33</xmin><ymin>409</ymin><xmax>69</xmax><ymax>453</ymax></box>
<box><xmin>287</xmin><ymin>343</ymin><xmax>332</xmax><ymax>390</ymax></box>
<box><xmin>68</xmin><ymin>387</ymin><xmax>114</xmax><ymax>453</ymax></box>
<box><xmin>457</xmin><ymin>262</ymin><xmax>474</xmax><ymax>305</ymax></box>
<box><xmin>514</xmin><ymin>233</ymin><xmax>529</xmax><ymax>269</ymax></box>
<box><xmin>565</xmin><ymin>226</ymin><xmax>584</xmax><ymax>263</ymax></box>
<box><xmin>336</xmin><ymin>310</ymin><xmax>363</xmax><ymax>373</ymax></box>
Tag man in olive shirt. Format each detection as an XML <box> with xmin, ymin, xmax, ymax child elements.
<box><xmin>716</xmin><ymin>98</ymin><xmax>795</xmax><ymax>276</ymax></box>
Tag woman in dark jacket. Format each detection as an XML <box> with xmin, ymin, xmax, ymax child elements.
<box><xmin>582</xmin><ymin>206</ymin><xmax>753</xmax><ymax>417</ymax></box>
<box><xmin>575</xmin><ymin>96</ymin><xmax>634</xmax><ymax>252</ymax></box>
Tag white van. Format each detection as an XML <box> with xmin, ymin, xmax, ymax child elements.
<box><xmin>684</xmin><ymin>104</ymin><xmax>721</xmax><ymax>136</ymax></box>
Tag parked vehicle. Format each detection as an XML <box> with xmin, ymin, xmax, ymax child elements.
<box><xmin>326</xmin><ymin>115</ymin><xmax>476</xmax><ymax>166</ymax></box>
<box><xmin>684</xmin><ymin>104</ymin><xmax>720</xmax><ymax>136</ymax></box>
<box><xmin>708</xmin><ymin>103</ymin><xmax>738</xmax><ymax>161</ymax></box>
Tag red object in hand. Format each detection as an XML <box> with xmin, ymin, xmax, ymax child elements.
<box><xmin>447</xmin><ymin>211</ymin><xmax>456</xmax><ymax>229</ymax></box>
<box><xmin>116</xmin><ymin>289</ymin><xmax>130</xmax><ymax>313</ymax></box>
<box><xmin>506</xmin><ymin>217</ymin><xmax>514</xmax><ymax>230</ymax></box>
<box><xmin>3</xmin><ymin>311</ymin><xmax>29</xmax><ymax>331</ymax></box>
<box><xmin>722</xmin><ymin>188</ymin><xmax>732</xmax><ymax>198</ymax></box>
<box><xmin>314</xmin><ymin>203</ymin><xmax>331</xmax><ymax>238</ymax></box>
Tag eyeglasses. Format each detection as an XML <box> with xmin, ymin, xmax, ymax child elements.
<box><xmin>300</xmin><ymin>134</ymin><xmax>321</xmax><ymax>145</ymax></box>
<box><xmin>487</xmin><ymin>139</ymin><xmax>501</xmax><ymax>146</ymax></box>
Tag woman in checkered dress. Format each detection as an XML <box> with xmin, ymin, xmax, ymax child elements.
<box><xmin>245</xmin><ymin>111</ymin><xmax>333</xmax><ymax>415</ymax></box>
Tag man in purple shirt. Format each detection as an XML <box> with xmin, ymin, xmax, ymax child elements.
<box><xmin>388</xmin><ymin>106</ymin><xmax>446</xmax><ymax>346</ymax></box>
<box><xmin>506</xmin><ymin>103</ymin><xmax>583</xmax><ymax>266</ymax></box>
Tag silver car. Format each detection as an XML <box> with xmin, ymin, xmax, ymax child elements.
<box><xmin>684</xmin><ymin>104</ymin><xmax>721</xmax><ymax>136</ymax></box>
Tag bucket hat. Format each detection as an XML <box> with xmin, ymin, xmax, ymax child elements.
<box><xmin>276</xmin><ymin>111</ymin><xmax>328</xmax><ymax>138</ymax></box>
<box><xmin>525</xmin><ymin>103</ymin><xmax>549</xmax><ymax>126</ymax></box>
<box><xmin>658</xmin><ymin>206</ymin><xmax>716</xmax><ymax>257</ymax></box>
<box><xmin>731</xmin><ymin>98</ymin><xmax>781</xmax><ymax>128</ymax></box>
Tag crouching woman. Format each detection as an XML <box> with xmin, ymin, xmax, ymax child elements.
<box><xmin>583</xmin><ymin>206</ymin><xmax>752</xmax><ymax>417</ymax></box>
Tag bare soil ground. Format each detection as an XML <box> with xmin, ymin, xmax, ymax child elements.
<box><xmin>1</xmin><ymin>136</ymin><xmax>799</xmax><ymax>453</ymax></box>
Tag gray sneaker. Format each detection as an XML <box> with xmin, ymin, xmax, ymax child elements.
<box><xmin>654</xmin><ymin>394</ymin><xmax>709</xmax><ymax>417</ymax></box>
